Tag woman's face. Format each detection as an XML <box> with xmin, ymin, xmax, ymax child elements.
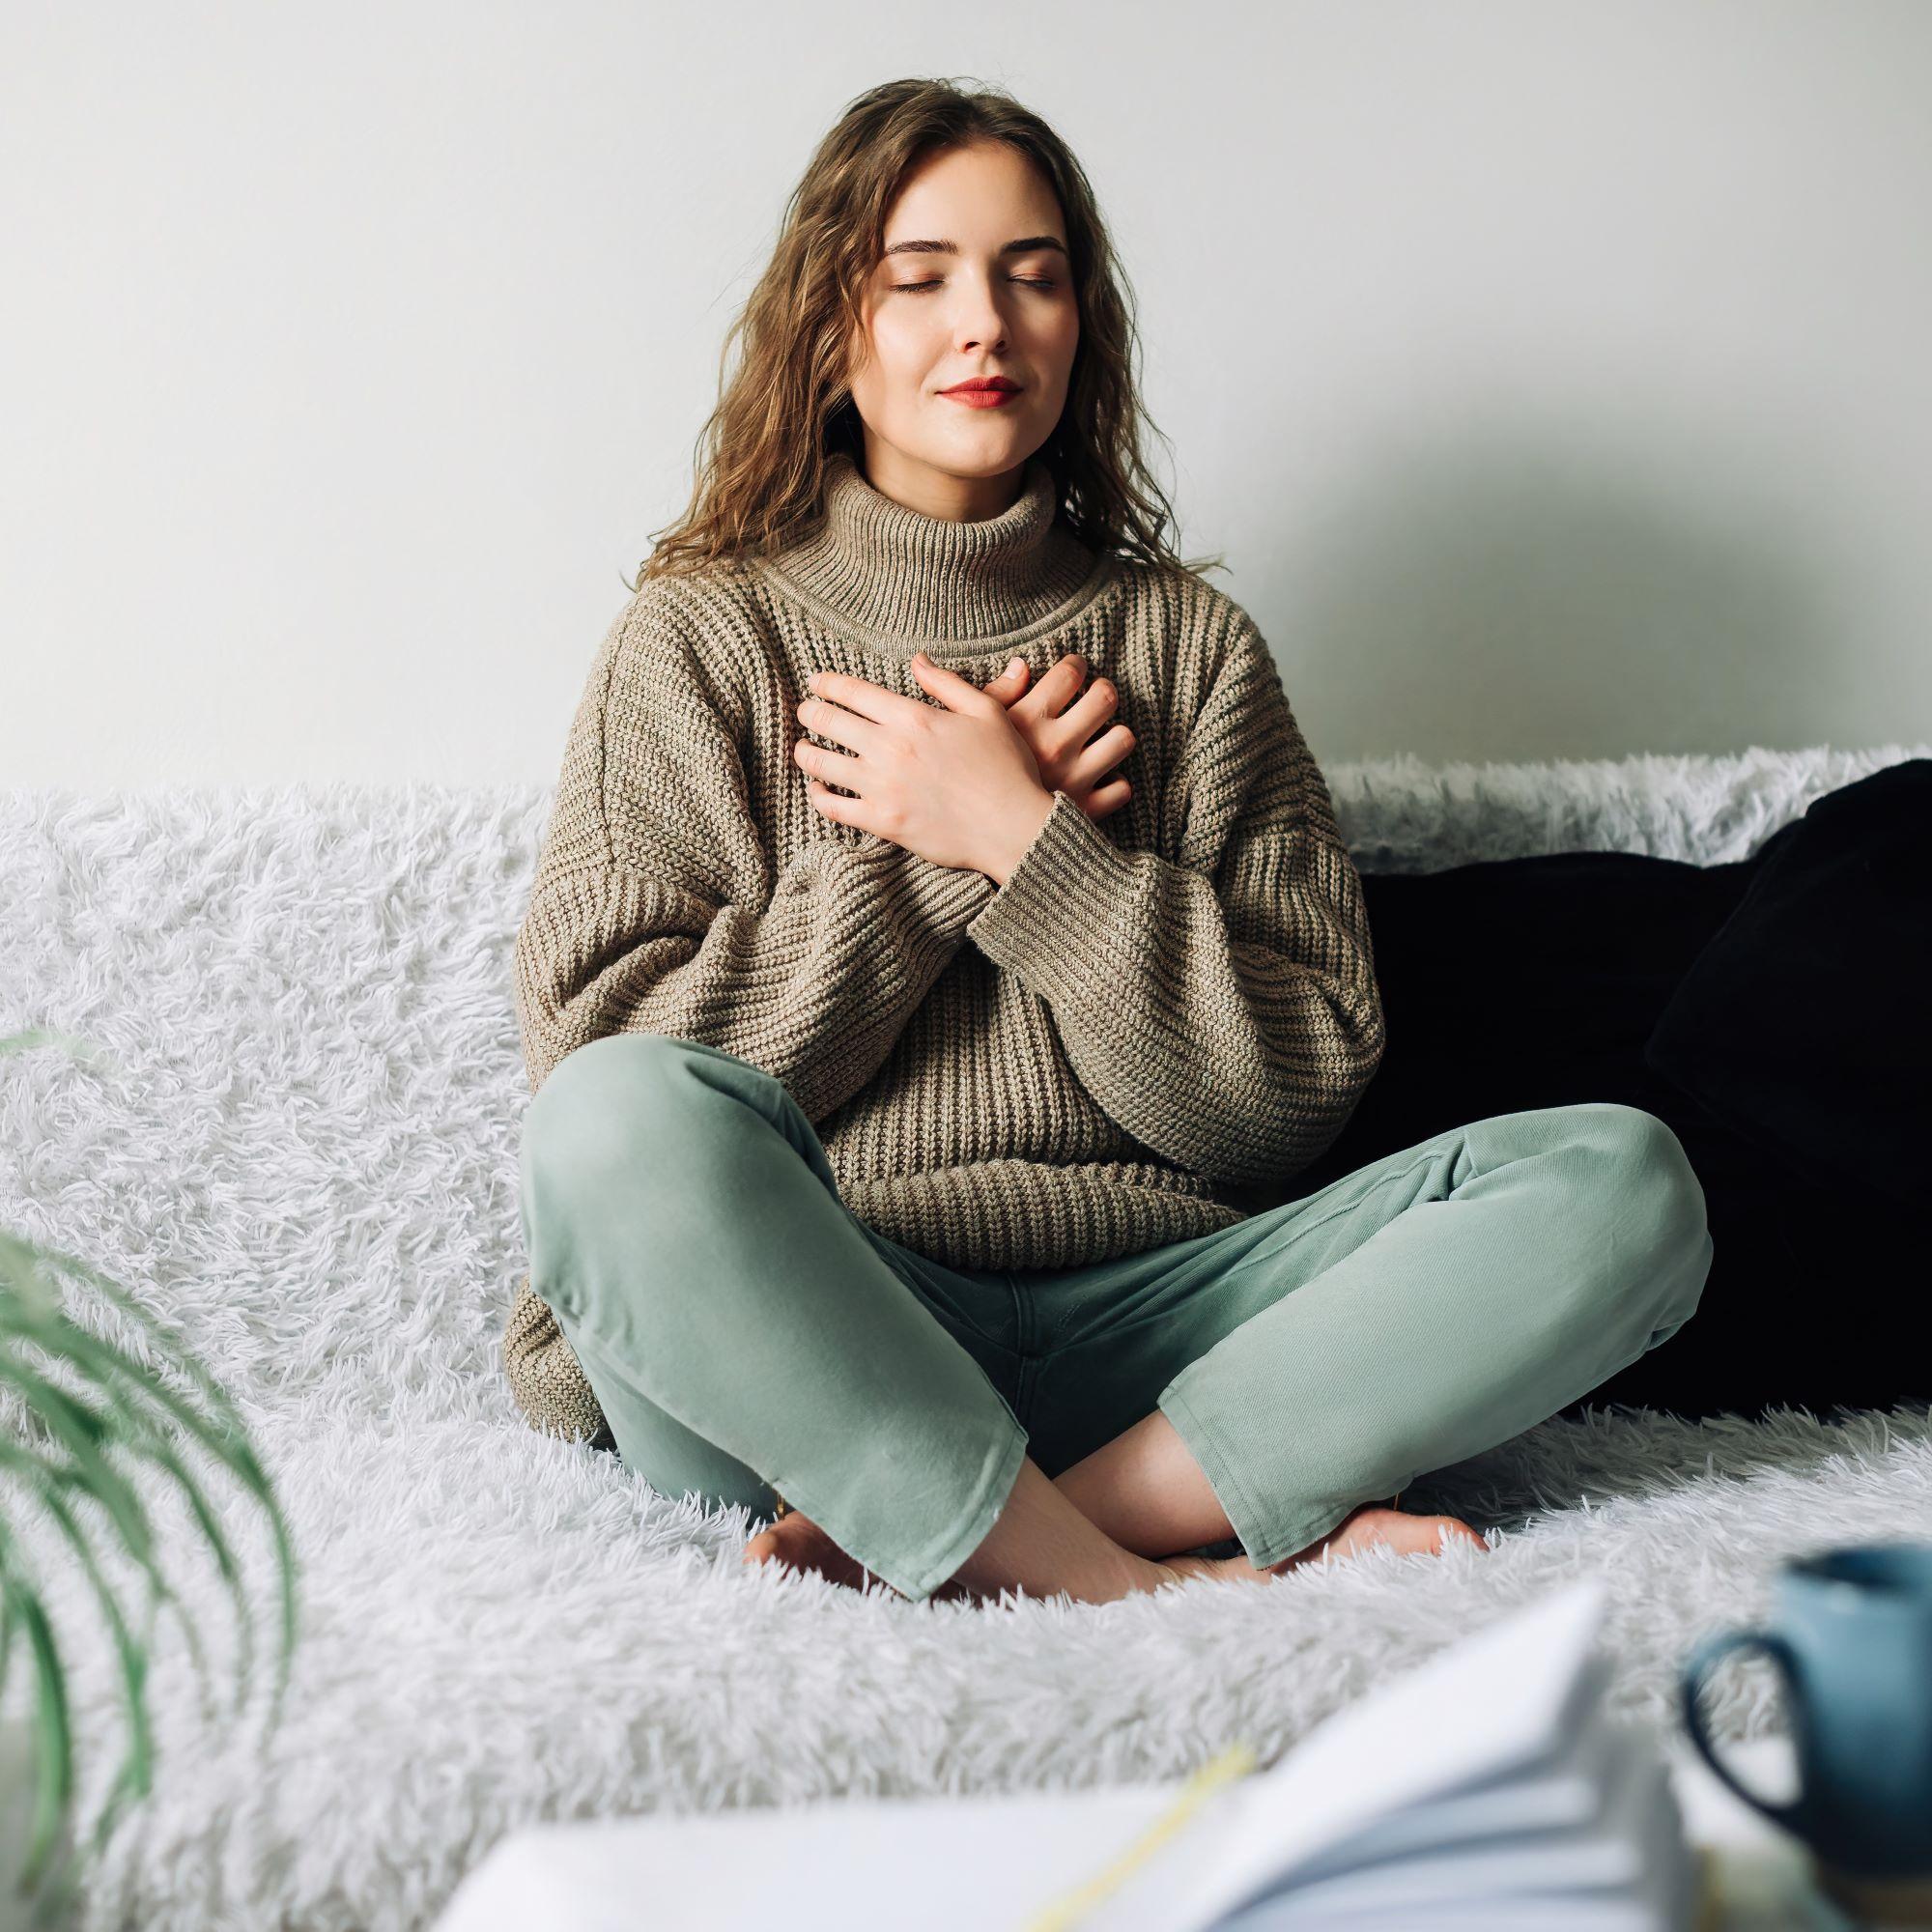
<box><xmin>845</xmin><ymin>139</ymin><xmax>1079</xmax><ymax>516</ymax></box>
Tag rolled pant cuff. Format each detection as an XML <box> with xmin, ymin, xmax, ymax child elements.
<box><xmin>1156</xmin><ymin>1382</ymin><xmax>1355</xmax><ymax>1572</ymax></box>
<box><xmin>788</xmin><ymin>1412</ymin><xmax>1030</xmax><ymax>1605</ymax></box>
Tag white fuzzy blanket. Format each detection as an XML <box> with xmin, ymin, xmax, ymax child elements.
<box><xmin>2</xmin><ymin>741</ymin><xmax>1927</xmax><ymax>1932</ymax></box>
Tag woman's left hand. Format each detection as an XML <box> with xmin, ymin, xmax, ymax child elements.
<box><xmin>980</xmin><ymin>653</ymin><xmax>1134</xmax><ymax>823</ymax></box>
<box><xmin>794</xmin><ymin>653</ymin><xmax>1052</xmax><ymax>880</ymax></box>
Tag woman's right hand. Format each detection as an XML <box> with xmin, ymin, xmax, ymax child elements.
<box><xmin>980</xmin><ymin>653</ymin><xmax>1135</xmax><ymax>821</ymax></box>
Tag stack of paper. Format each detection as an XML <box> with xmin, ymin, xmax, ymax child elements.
<box><xmin>436</xmin><ymin>1577</ymin><xmax>1704</xmax><ymax>1931</ymax></box>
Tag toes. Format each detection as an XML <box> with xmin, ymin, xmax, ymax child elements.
<box><xmin>742</xmin><ymin>1515</ymin><xmax>875</xmax><ymax>1592</ymax></box>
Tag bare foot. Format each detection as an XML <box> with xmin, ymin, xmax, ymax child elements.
<box><xmin>742</xmin><ymin>1497</ymin><xmax>1486</xmax><ymax>1605</ymax></box>
<box><xmin>742</xmin><ymin>1508</ymin><xmax>867</xmax><ymax>1591</ymax></box>
<box><xmin>1154</xmin><ymin>1503</ymin><xmax>1488</xmax><ymax>1588</ymax></box>
<box><xmin>741</xmin><ymin>1507</ymin><xmax>975</xmax><ymax>1602</ymax></box>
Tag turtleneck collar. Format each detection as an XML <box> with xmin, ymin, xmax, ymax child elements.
<box><xmin>748</xmin><ymin>450</ymin><xmax>1114</xmax><ymax>659</ymax></box>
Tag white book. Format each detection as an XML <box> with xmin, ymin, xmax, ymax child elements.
<box><xmin>435</xmin><ymin>1577</ymin><xmax>1707</xmax><ymax>1932</ymax></box>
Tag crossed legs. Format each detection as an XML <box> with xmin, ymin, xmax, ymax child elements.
<box><xmin>524</xmin><ymin>1034</ymin><xmax>1710</xmax><ymax>1606</ymax></box>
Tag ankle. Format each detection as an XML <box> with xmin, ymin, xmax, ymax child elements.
<box><xmin>946</xmin><ymin>1455</ymin><xmax>1159</xmax><ymax>1605</ymax></box>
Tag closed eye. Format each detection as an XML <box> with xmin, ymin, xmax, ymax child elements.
<box><xmin>893</xmin><ymin>277</ymin><xmax>1059</xmax><ymax>294</ymax></box>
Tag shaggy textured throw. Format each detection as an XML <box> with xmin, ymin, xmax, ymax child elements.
<box><xmin>0</xmin><ymin>741</ymin><xmax>1925</xmax><ymax>1932</ymax></box>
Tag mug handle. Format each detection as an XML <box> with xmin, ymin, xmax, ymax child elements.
<box><xmin>1679</xmin><ymin>1628</ymin><xmax>1805</xmax><ymax>1832</ymax></box>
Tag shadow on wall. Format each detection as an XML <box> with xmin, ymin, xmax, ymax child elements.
<box><xmin>1243</xmin><ymin>408</ymin><xmax>1839</xmax><ymax>765</ymax></box>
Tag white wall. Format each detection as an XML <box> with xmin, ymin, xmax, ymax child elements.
<box><xmin>5</xmin><ymin>0</ymin><xmax>1929</xmax><ymax>785</ymax></box>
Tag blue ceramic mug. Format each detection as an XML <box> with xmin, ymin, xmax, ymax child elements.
<box><xmin>1680</xmin><ymin>1543</ymin><xmax>1932</xmax><ymax>1889</ymax></box>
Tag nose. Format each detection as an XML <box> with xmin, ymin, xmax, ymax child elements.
<box><xmin>954</xmin><ymin>277</ymin><xmax>1009</xmax><ymax>355</ymax></box>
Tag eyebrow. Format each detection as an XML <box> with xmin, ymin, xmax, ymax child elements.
<box><xmin>881</xmin><ymin>235</ymin><xmax>1068</xmax><ymax>260</ymax></box>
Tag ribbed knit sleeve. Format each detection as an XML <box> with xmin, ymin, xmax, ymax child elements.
<box><xmin>963</xmin><ymin>616</ymin><xmax>1385</xmax><ymax>1188</ymax></box>
<box><xmin>513</xmin><ymin>595</ymin><xmax>996</xmax><ymax>1121</ymax></box>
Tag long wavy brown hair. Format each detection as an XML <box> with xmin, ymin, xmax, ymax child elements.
<box><xmin>628</xmin><ymin>76</ymin><xmax>1226</xmax><ymax>591</ymax></box>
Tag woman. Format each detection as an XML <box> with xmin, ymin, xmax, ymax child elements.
<box><xmin>507</xmin><ymin>79</ymin><xmax>1713</xmax><ymax>1607</ymax></box>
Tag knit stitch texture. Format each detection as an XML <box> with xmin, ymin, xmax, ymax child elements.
<box><xmin>504</xmin><ymin>450</ymin><xmax>1386</xmax><ymax>1446</ymax></box>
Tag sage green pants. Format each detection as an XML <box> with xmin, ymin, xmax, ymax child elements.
<box><xmin>519</xmin><ymin>1033</ymin><xmax>1712</xmax><ymax>1603</ymax></box>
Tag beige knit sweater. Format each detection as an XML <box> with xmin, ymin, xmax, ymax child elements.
<box><xmin>504</xmin><ymin>450</ymin><xmax>1386</xmax><ymax>1447</ymax></box>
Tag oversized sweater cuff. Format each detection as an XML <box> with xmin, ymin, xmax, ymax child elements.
<box><xmin>965</xmin><ymin>790</ymin><xmax>1136</xmax><ymax>982</ymax></box>
<box><xmin>857</xmin><ymin>835</ymin><xmax>999</xmax><ymax>939</ymax></box>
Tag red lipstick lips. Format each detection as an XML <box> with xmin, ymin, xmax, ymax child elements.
<box><xmin>940</xmin><ymin>375</ymin><xmax>1022</xmax><ymax>409</ymax></box>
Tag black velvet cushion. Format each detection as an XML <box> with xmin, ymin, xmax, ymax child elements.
<box><xmin>1263</xmin><ymin>844</ymin><xmax>1757</xmax><ymax>1208</ymax></box>
<box><xmin>1642</xmin><ymin>757</ymin><xmax>1930</xmax><ymax>1214</ymax></box>
<box><xmin>1242</xmin><ymin>766</ymin><xmax>1926</xmax><ymax>1423</ymax></box>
